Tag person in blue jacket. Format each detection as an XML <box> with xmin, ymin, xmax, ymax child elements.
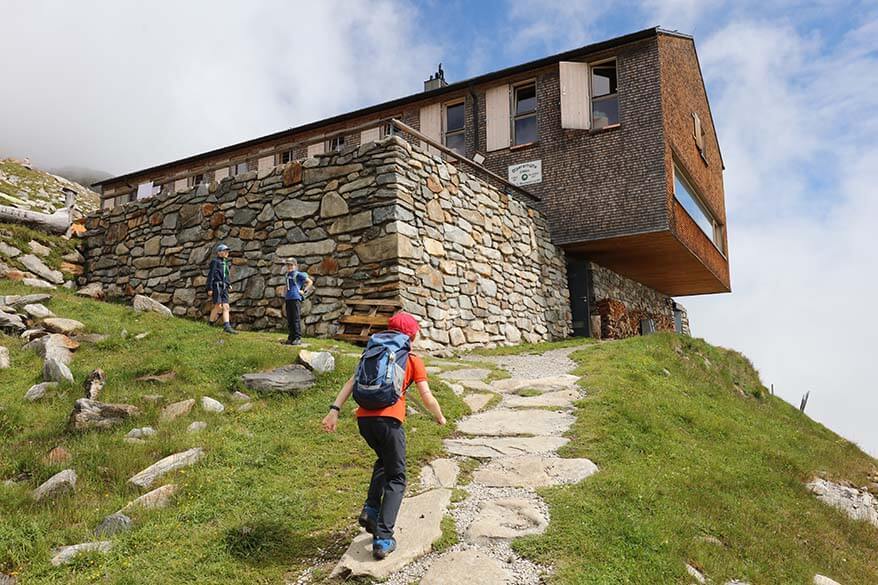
<box><xmin>282</xmin><ymin>257</ymin><xmax>313</xmax><ymax>345</ymax></box>
<box><xmin>206</xmin><ymin>243</ymin><xmax>237</xmax><ymax>334</ymax></box>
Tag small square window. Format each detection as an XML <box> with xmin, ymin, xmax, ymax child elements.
<box><xmin>188</xmin><ymin>173</ymin><xmax>204</xmax><ymax>187</ymax></box>
<box><xmin>278</xmin><ymin>150</ymin><xmax>293</xmax><ymax>164</ymax></box>
<box><xmin>381</xmin><ymin>122</ymin><xmax>395</xmax><ymax>138</ymax></box>
<box><xmin>329</xmin><ymin>136</ymin><xmax>345</xmax><ymax>152</ymax></box>
<box><xmin>591</xmin><ymin>61</ymin><xmax>619</xmax><ymax>129</ymax></box>
<box><xmin>231</xmin><ymin>162</ymin><xmax>249</xmax><ymax>176</ymax></box>
<box><xmin>513</xmin><ymin>83</ymin><xmax>538</xmax><ymax>146</ymax></box>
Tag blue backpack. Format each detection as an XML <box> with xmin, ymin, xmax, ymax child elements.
<box><xmin>352</xmin><ymin>331</ymin><xmax>411</xmax><ymax>410</ymax></box>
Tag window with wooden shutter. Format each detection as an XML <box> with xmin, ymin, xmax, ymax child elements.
<box><xmin>419</xmin><ymin>103</ymin><xmax>442</xmax><ymax>154</ymax></box>
<box><xmin>174</xmin><ymin>178</ymin><xmax>187</xmax><ymax>193</ymax></box>
<box><xmin>486</xmin><ymin>84</ymin><xmax>511</xmax><ymax>151</ymax></box>
<box><xmin>214</xmin><ymin>167</ymin><xmax>229</xmax><ymax>182</ymax></box>
<box><xmin>307</xmin><ymin>142</ymin><xmax>325</xmax><ymax>157</ymax></box>
<box><xmin>257</xmin><ymin>156</ymin><xmax>273</xmax><ymax>171</ymax></box>
<box><xmin>590</xmin><ymin>60</ymin><xmax>619</xmax><ymax>129</ymax></box>
<box><xmin>361</xmin><ymin>126</ymin><xmax>381</xmax><ymax>144</ymax></box>
<box><xmin>560</xmin><ymin>61</ymin><xmax>590</xmax><ymax>130</ymax></box>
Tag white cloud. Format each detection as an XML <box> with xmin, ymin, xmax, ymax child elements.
<box><xmin>0</xmin><ymin>0</ymin><xmax>440</xmax><ymax>174</ymax></box>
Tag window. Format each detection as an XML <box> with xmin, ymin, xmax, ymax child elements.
<box><xmin>674</xmin><ymin>165</ymin><xmax>723</xmax><ymax>251</ymax></box>
<box><xmin>328</xmin><ymin>135</ymin><xmax>345</xmax><ymax>152</ymax></box>
<box><xmin>231</xmin><ymin>161</ymin><xmax>249</xmax><ymax>176</ymax></box>
<box><xmin>188</xmin><ymin>173</ymin><xmax>204</xmax><ymax>188</ymax></box>
<box><xmin>591</xmin><ymin>60</ymin><xmax>619</xmax><ymax>129</ymax></box>
<box><xmin>444</xmin><ymin>102</ymin><xmax>466</xmax><ymax>155</ymax></box>
<box><xmin>277</xmin><ymin>150</ymin><xmax>293</xmax><ymax>165</ymax></box>
<box><xmin>692</xmin><ymin>112</ymin><xmax>707</xmax><ymax>161</ymax></box>
<box><xmin>381</xmin><ymin>122</ymin><xmax>395</xmax><ymax>138</ymax></box>
<box><xmin>513</xmin><ymin>83</ymin><xmax>538</xmax><ymax>145</ymax></box>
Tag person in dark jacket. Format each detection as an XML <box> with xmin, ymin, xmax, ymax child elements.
<box><xmin>282</xmin><ymin>257</ymin><xmax>313</xmax><ymax>345</ymax></box>
<box><xmin>206</xmin><ymin>243</ymin><xmax>236</xmax><ymax>334</ymax></box>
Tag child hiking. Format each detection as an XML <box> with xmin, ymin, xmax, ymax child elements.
<box><xmin>282</xmin><ymin>257</ymin><xmax>312</xmax><ymax>346</ymax></box>
<box><xmin>206</xmin><ymin>243</ymin><xmax>236</xmax><ymax>334</ymax></box>
<box><xmin>322</xmin><ymin>312</ymin><xmax>446</xmax><ymax>560</ymax></box>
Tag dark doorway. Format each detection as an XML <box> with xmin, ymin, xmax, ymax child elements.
<box><xmin>566</xmin><ymin>255</ymin><xmax>592</xmax><ymax>337</ymax></box>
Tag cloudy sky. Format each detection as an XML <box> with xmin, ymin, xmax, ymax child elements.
<box><xmin>2</xmin><ymin>1</ymin><xmax>877</xmax><ymax>454</ymax></box>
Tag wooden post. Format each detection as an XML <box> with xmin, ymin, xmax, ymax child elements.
<box><xmin>799</xmin><ymin>391</ymin><xmax>810</xmax><ymax>412</ymax></box>
<box><xmin>770</xmin><ymin>383</ymin><xmax>774</xmax><ymax>396</ymax></box>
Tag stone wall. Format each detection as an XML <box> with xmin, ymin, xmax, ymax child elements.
<box><xmin>588</xmin><ymin>262</ymin><xmax>681</xmax><ymax>338</ymax></box>
<box><xmin>82</xmin><ymin>137</ymin><xmax>570</xmax><ymax>348</ymax></box>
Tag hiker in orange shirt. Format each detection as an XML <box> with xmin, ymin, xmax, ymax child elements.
<box><xmin>322</xmin><ymin>312</ymin><xmax>446</xmax><ymax>560</ymax></box>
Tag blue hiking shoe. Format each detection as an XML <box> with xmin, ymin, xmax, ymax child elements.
<box><xmin>372</xmin><ymin>537</ymin><xmax>397</xmax><ymax>560</ymax></box>
<box><xmin>358</xmin><ymin>506</ymin><xmax>378</xmax><ymax>535</ymax></box>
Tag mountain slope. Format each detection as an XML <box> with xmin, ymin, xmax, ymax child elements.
<box><xmin>0</xmin><ymin>158</ymin><xmax>100</xmax><ymax>214</ymax></box>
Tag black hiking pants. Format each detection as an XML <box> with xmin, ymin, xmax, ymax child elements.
<box><xmin>357</xmin><ymin>416</ymin><xmax>406</xmax><ymax>540</ymax></box>
<box><xmin>285</xmin><ymin>299</ymin><xmax>301</xmax><ymax>341</ymax></box>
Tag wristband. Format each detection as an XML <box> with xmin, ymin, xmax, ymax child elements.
<box><xmin>329</xmin><ymin>405</ymin><xmax>341</xmax><ymax>413</ymax></box>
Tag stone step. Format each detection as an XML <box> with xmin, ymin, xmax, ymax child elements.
<box><xmin>444</xmin><ymin>436</ymin><xmax>569</xmax><ymax>458</ymax></box>
<box><xmin>420</xmin><ymin>548</ymin><xmax>510</xmax><ymax>584</ymax></box>
<box><xmin>502</xmin><ymin>388</ymin><xmax>581</xmax><ymax>409</ymax></box>
<box><xmin>465</xmin><ymin>497</ymin><xmax>548</xmax><ymax>543</ymax></box>
<box><xmin>420</xmin><ymin>458</ymin><xmax>460</xmax><ymax>489</ymax></box>
<box><xmin>490</xmin><ymin>374</ymin><xmax>580</xmax><ymax>394</ymax></box>
<box><xmin>462</xmin><ymin>392</ymin><xmax>493</xmax><ymax>412</ymax></box>
<box><xmin>331</xmin><ymin>488</ymin><xmax>451</xmax><ymax>580</ymax></box>
<box><xmin>473</xmin><ymin>456</ymin><xmax>598</xmax><ymax>488</ymax></box>
<box><xmin>456</xmin><ymin>408</ymin><xmax>575</xmax><ymax>437</ymax></box>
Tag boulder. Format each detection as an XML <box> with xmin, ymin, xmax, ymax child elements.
<box><xmin>472</xmin><ymin>456</ymin><xmax>599</xmax><ymax>488</ymax></box>
<box><xmin>297</xmin><ymin>350</ymin><xmax>335</xmax><ymax>374</ymax></box>
<box><xmin>160</xmin><ymin>398</ymin><xmax>195</xmax><ymax>421</ymax></box>
<box><xmin>331</xmin><ymin>488</ymin><xmax>451</xmax><ymax>579</ymax></box>
<box><xmin>94</xmin><ymin>513</ymin><xmax>132</xmax><ymax>537</ymax></box>
<box><xmin>128</xmin><ymin>448</ymin><xmax>204</xmax><ymax>489</ymax></box>
<box><xmin>420</xmin><ymin>549</ymin><xmax>510</xmax><ymax>585</ymax></box>
<box><xmin>50</xmin><ymin>541</ymin><xmax>112</xmax><ymax>566</ymax></box>
<box><xmin>201</xmin><ymin>396</ymin><xmax>225</xmax><ymax>413</ymax></box>
<box><xmin>68</xmin><ymin>399</ymin><xmax>140</xmax><ymax>430</ymax></box>
<box><xmin>22</xmin><ymin>303</ymin><xmax>53</xmax><ymax>319</ymax></box>
<box><xmin>119</xmin><ymin>483</ymin><xmax>178</xmax><ymax>513</ymax></box>
<box><xmin>132</xmin><ymin>294</ymin><xmax>173</xmax><ymax>317</ymax></box>
<box><xmin>240</xmin><ymin>364</ymin><xmax>315</xmax><ymax>394</ymax></box>
<box><xmin>42</xmin><ymin>317</ymin><xmax>86</xmax><ymax>335</ymax></box>
<box><xmin>0</xmin><ymin>346</ymin><xmax>8</xmax><ymax>369</ymax></box>
<box><xmin>43</xmin><ymin>357</ymin><xmax>74</xmax><ymax>383</ymax></box>
<box><xmin>807</xmin><ymin>478</ymin><xmax>878</xmax><ymax>527</ymax></box>
<box><xmin>76</xmin><ymin>282</ymin><xmax>105</xmax><ymax>300</ymax></box>
<box><xmin>24</xmin><ymin>333</ymin><xmax>77</xmax><ymax>365</ymax></box>
<box><xmin>33</xmin><ymin>468</ymin><xmax>77</xmax><ymax>501</ymax></box>
<box><xmin>19</xmin><ymin>254</ymin><xmax>64</xmax><ymax>284</ymax></box>
<box><xmin>24</xmin><ymin>382</ymin><xmax>58</xmax><ymax>401</ymax></box>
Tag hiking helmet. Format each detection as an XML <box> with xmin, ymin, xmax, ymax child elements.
<box><xmin>388</xmin><ymin>311</ymin><xmax>420</xmax><ymax>340</ymax></box>
<box><xmin>216</xmin><ymin>243</ymin><xmax>230</xmax><ymax>252</ymax></box>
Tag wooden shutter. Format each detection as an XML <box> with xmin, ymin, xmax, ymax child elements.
<box><xmin>214</xmin><ymin>167</ymin><xmax>229</xmax><ymax>181</ymax></box>
<box><xmin>361</xmin><ymin>126</ymin><xmax>381</xmax><ymax>144</ymax></box>
<box><xmin>257</xmin><ymin>156</ymin><xmax>273</xmax><ymax>171</ymax></box>
<box><xmin>307</xmin><ymin>142</ymin><xmax>325</xmax><ymax>157</ymax></box>
<box><xmin>560</xmin><ymin>61</ymin><xmax>590</xmax><ymax>130</ymax></box>
<box><xmin>486</xmin><ymin>84</ymin><xmax>511</xmax><ymax>151</ymax></box>
<box><xmin>174</xmin><ymin>178</ymin><xmax>187</xmax><ymax>192</ymax></box>
<box><xmin>692</xmin><ymin>112</ymin><xmax>704</xmax><ymax>151</ymax></box>
<box><xmin>419</xmin><ymin>103</ymin><xmax>442</xmax><ymax>154</ymax></box>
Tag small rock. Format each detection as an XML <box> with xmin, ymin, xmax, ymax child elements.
<box><xmin>132</xmin><ymin>294</ymin><xmax>173</xmax><ymax>317</ymax></box>
<box><xmin>74</xmin><ymin>333</ymin><xmax>109</xmax><ymax>344</ymax></box>
<box><xmin>0</xmin><ymin>310</ymin><xmax>26</xmax><ymax>332</ymax></box>
<box><xmin>119</xmin><ymin>484</ymin><xmax>178</xmax><ymax>513</ymax></box>
<box><xmin>0</xmin><ymin>346</ymin><xmax>8</xmax><ymax>369</ymax></box>
<box><xmin>0</xmin><ymin>572</ymin><xmax>17</xmax><ymax>585</ymax></box>
<box><xmin>62</xmin><ymin>250</ymin><xmax>85</xmax><ymax>264</ymax></box>
<box><xmin>43</xmin><ymin>357</ymin><xmax>74</xmax><ymax>383</ymax></box>
<box><xmin>134</xmin><ymin>331</ymin><xmax>150</xmax><ymax>340</ymax></box>
<box><xmin>24</xmin><ymin>381</ymin><xmax>58</xmax><ymax>401</ymax></box>
<box><xmin>76</xmin><ymin>282</ymin><xmax>105</xmax><ymax>300</ymax></box>
<box><xmin>68</xmin><ymin>399</ymin><xmax>140</xmax><ymax>430</ymax></box>
<box><xmin>25</xmin><ymin>332</ymin><xmax>77</xmax><ymax>364</ymax></box>
<box><xmin>44</xmin><ymin>446</ymin><xmax>72</xmax><ymax>465</ymax></box>
<box><xmin>28</xmin><ymin>240</ymin><xmax>52</xmax><ymax>257</ymax></box>
<box><xmin>686</xmin><ymin>564</ymin><xmax>707</xmax><ymax>584</ymax></box>
<box><xmin>230</xmin><ymin>391</ymin><xmax>251</xmax><ymax>402</ymax></box>
<box><xmin>83</xmin><ymin>368</ymin><xmax>106</xmax><ymax>400</ymax></box>
<box><xmin>20</xmin><ymin>328</ymin><xmax>47</xmax><ymax>341</ymax></box>
<box><xmin>126</xmin><ymin>427</ymin><xmax>156</xmax><ymax>440</ymax></box>
<box><xmin>19</xmin><ymin>254</ymin><xmax>64</xmax><ymax>284</ymax></box>
<box><xmin>141</xmin><ymin>394</ymin><xmax>164</xmax><ymax>403</ymax></box>
<box><xmin>124</xmin><ymin>437</ymin><xmax>146</xmax><ymax>445</ymax></box>
<box><xmin>22</xmin><ymin>303</ymin><xmax>53</xmax><ymax>319</ymax></box>
<box><xmin>42</xmin><ymin>317</ymin><xmax>86</xmax><ymax>335</ymax></box>
<box><xmin>50</xmin><ymin>541</ymin><xmax>112</xmax><ymax>566</ymax></box>
<box><xmin>187</xmin><ymin>421</ymin><xmax>207</xmax><ymax>433</ymax></box>
<box><xmin>160</xmin><ymin>398</ymin><xmax>195</xmax><ymax>421</ymax></box>
<box><xmin>466</xmin><ymin>497</ymin><xmax>549</xmax><ymax>542</ymax></box>
<box><xmin>297</xmin><ymin>350</ymin><xmax>336</xmax><ymax>374</ymax></box>
<box><xmin>21</xmin><ymin>278</ymin><xmax>56</xmax><ymax>289</ymax></box>
<box><xmin>814</xmin><ymin>575</ymin><xmax>842</xmax><ymax>585</ymax></box>
<box><xmin>240</xmin><ymin>364</ymin><xmax>315</xmax><ymax>394</ymax></box>
<box><xmin>0</xmin><ymin>241</ymin><xmax>22</xmax><ymax>257</ymax></box>
<box><xmin>128</xmin><ymin>448</ymin><xmax>204</xmax><ymax>489</ymax></box>
<box><xmin>201</xmin><ymin>396</ymin><xmax>225</xmax><ymax>413</ymax></box>
<box><xmin>662</xmin><ymin>368</ymin><xmax>671</xmax><ymax>377</ymax></box>
<box><xmin>237</xmin><ymin>402</ymin><xmax>254</xmax><ymax>413</ymax></box>
<box><xmin>33</xmin><ymin>469</ymin><xmax>77</xmax><ymax>501</ymax></box>
<box><xmin>94</xmin><ymin>513</ymin><xmax>132</xmax><ymax>537</ymax></box>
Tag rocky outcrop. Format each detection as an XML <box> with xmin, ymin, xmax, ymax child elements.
<box><xmin>807</xmin><ymin>477</ymin><xmax>878</xmax><ymax>527</ymax></box>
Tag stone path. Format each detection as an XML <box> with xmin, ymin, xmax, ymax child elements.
<box><xmin>330</xmin><ymin>345</ymin><xmax>597</xmax><ymax>584</ymax></box>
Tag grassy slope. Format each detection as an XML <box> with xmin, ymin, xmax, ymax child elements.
<box><xmin>509</xmin><ymin>334</ymin><xmax>878</xmax><ymax>584</ymax></box>
<box><xmin>0</xmin><ymin>281</ymin><xmax>467</xmax><ymax>584</ymax></box>
<box><xmin>0</xmin><ymin>222</ymin><xmax>78</xmax><ymax>274</ymax></box>
<box><xmin>0</xmin><ymin>160</ymin><xmax>99</xmax><ymax>213</ymax></box>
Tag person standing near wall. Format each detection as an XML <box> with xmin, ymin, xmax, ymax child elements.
<box><xmin>206</xmin><ymin>243</ymin><xmax>237</xmax><ymax>334</ymax></box>
<box><xmin>282</xmin><ymin>257</ymin><xmax>313</xmax><ymax>345</ymax></box>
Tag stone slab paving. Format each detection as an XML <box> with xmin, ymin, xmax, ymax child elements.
<box><xmin>465</xmin><ymin>497</ymin><xmax>549</xmax><ymax>543</ymax></box>
<box><xmin>462</xmin><ymin>392</ymin><xmax>493</xmax><ymax>412</ymax></box>
<box><xmin>503</xmin><ymin>388</ymin><xmax>581</xmax><ymax>409</ymax></box>
<box><xmin>456</xmin><ymin>408</ymin><xmax>575</xmax><ymax>437</ymax></box>
<box><xmin>491</xmin><ymin>374</ymin><xmax>580</xmax><ymax>394</ymax></box>
<box><xmin>473</xmin><ymin>456</ymin><xmax>599</xmax><ymax>488</ymax></box>
<box><xmin>331</xmin><ymin>488</ymin><xmax>452</xmax><ymax>580</ymax></box>
<box><xmin>439</xmin><ymin>368</ymin><xmax>492</xmax><ymax>381</ymax></box>
<box><xmin>419</xmin><ymin>548</ymin><xmax>510</xmax><ymax>584</ymax></box>
<box><xmin>444</xmin><ymin>436</ymin><xmax>570</xmax><ymax>458</ymax></box>
<box><xmin>420</xmin><ymin>459</ymin><xmax>460</xmax><ymax>489</ymax></box>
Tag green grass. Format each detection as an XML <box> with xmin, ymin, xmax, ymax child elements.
<box><xmin>0</xmin><ymin>222</ymin><xmax>78</xmax><ymax>273</ymax></box>
<box><xmin>0</xmin><ymin>160</ymin><xmax>98</xmax><ymax>212</ymax></box>
<box><xmin>0</xmin><ymin>281</ymin><xmax>467</xmax><ymax>583</ymax></box>
<box><xmin>513</xmin><ymin>333</ymin><xmax>878</xmax><ymax>584</ymax></box>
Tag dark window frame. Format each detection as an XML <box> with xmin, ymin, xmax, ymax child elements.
<box><xmin>673</xmin><ymin>163</ymin><xmax>724</xmax><ymax>255</ymax></box>
<box><xmin>590</xmin><ymin>58</ymin><xmax>619</xmax><ymax>129</ymax></box>
<box><xmin>512</xmin><ymin>81</ymin><xmax>538</xmax><ymax>146</ymax></box>
<box><xmin>443</xmin><ymin>100</ymin><xmax>466</xmax><ymax>155</ymax></box>
<box><xmin>328</xmin><ymin>135</ymin><xmax>346</xmax><ymax>152</ymax></box>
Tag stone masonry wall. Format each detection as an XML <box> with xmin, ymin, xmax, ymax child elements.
<box><xmin>589</xmin><ymin>262</ymin><xmax>677</xmax><ymax>338</ymax></box>
<box><xmin>82</xmin><ymin>136</ymin><xmax>570</xmax><ymax>348</ymax></box>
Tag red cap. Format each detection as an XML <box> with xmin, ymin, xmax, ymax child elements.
<box><xmin>388</xmin><ymin>311</ymin><xmax>420</xmax><ymax>340</ymax></box>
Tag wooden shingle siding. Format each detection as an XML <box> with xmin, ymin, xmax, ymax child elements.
<box><xmin>419</xmin><ymin>103</ymin><xmax>441</xmax><ymax>154</ymax></box>
<box><xmin>485</xmin><ymin>84</ymin><xmax>511</xmax><ymax>151</ymax></box>
<box><xmin>559</xmin><ymin>61</ymin><xmax>590</xmax><ymax>130</ymax></box>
